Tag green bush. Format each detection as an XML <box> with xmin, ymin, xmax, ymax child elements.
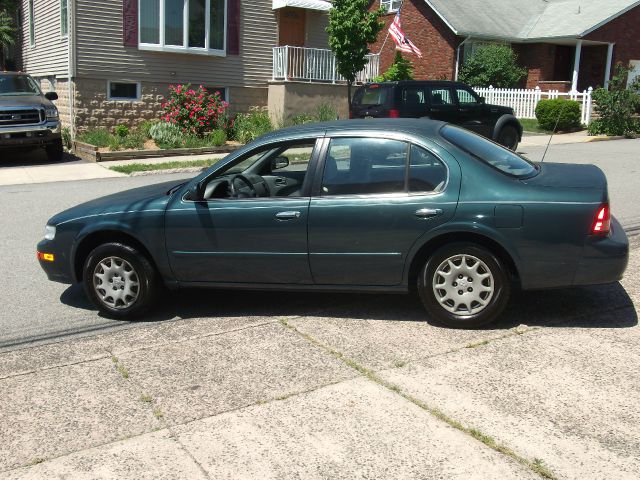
<box><xmin>114</xmin><ymin>124</ymin><xmax>129</xmax><ymax>138</ymax></box>
<box><xmin>587</xmin><ymin>64</ymin><xmax>640</xmax><ymax>136</ymax></box>
<box><xmin>534</xmin><ymin>98</ymin><xmax>582</xmax><ymax>132</ymax></box>
<box><xmin>209</xmin><ymin>129</ymin><xmax>227</xmax><ymax>146</ymax></box>
<box><xmin>137</xmin><ymin>119</ymin><xmax>159</xmax><ymax>139</ymax></box>
<box><xmin>313</xmin><ymin>103</ymin><xmax>338</xmax><ymax>122</ymax></box>
<box><xmin>149</xmin><ymin>121</ymin><xmax>183</xmax><ymax>149</ymax></box>
<box><xmin>77</xmin><ymin>128</ymin><xmax>112</xmax><ymax>147</ymax></box>
<box><xmin>290</xmin><ymin>113</ymin><xmax>315</xmax><ymax>126</ymax></box>
<box><xmin>61</xmin><ymin>127</ymin><xmax>72</xmax><ymax>150</ymax></box>
<box><xmin>458</xmin><ymin>44</ymin><xmax>527</xmax><ymax>88</ymax></box>
<box><xmin>374</xmin><ymin>51</ymin><xmax>414</xmax><ymax>82</ymax></box>
<box><xmin>233</xmin><ymin>111</ymin><xmax>273</xmax><ymax>144</ymax></box>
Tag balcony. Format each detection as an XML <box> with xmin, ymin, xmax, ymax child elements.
<box><xmin>272</xmin><ymin>46</ymin><xmax>380</xmax><ymax>84</ymax></box>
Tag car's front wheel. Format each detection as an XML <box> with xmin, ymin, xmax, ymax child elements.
<box><xmin>497</xmin><ymin>125</ymin><xmax>519</xmax><ymax>151</ymax></box>
<box><xmin>418</xmin><ymin>243</ymin><xmax>511</xmax><ymax>328</ymax></box>
<box><xmin>83</xmin><ymin>242</ymin><xmax>159</xmax><ymax>319</ymax></box>
<box><xmin>45</xmin><ymin>139</ymin><xmax>64</xmax><ymax>162</ymax></box>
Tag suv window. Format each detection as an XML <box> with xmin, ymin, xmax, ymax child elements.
<box><xmin>402</xmin><ymin>87</ymin><xmax>426</xmax><ymax>106</ymax></box>
<box><xmin>456</xmin><ymin>88</ymin><xmax>479</xmax><ymax>106</ymax></box>
<box><xmin>0</xmin><ymin>74</ymin><xmax>41</xmax><ymax>96</ymax></box>
<box><xmin>409</xmin><ymin>145</ymin><xmax>448</xmax><ymax>192</ymax></box>
<box><xmin>352</xmin><ymin>84</ymin><xmax>391</xmax><ymax>106</ymax></box>
<box><xmin>429</xmin><ymin>87</ymin><xmax>455</xmax><ymax>106</ymax></box>
<box><xmin>322</xmin><ymin>138</ymin><xmax>408</xmax><ymax>195</ymax></box>
<box><xmin>441</xmin><ymin>125</ymin><xmax>537</xmax><ymax>178</ymax></box>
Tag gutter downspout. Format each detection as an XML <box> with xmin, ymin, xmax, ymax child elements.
<box><xmin>67</xmin><ymin>0</ymin><xmax>75</xmax><ymax>140</ymax></box>
<box><xmin>455</xmin><ymin>36</ymin><xmax>471</xmax><ymax>81</ymax></box>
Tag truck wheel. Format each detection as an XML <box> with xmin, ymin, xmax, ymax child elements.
<box><xmin>417</xmin><ymin>243</ymin><xmax>511</xmax><ymax>328</ymax></box>
<box><xmin>497</xmin><ymin>125</ymin><xmax>519</xmax><ymax>151</ymax></box>
<box><xmin>46</xmin><ymin>139</ymin><xmax>64</xmax><ymax>162</ymax></box>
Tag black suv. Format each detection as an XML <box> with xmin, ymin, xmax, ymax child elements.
<box><xmin>0</xmin><ymin>72</ymin><xmax>63</xmax><ymax>161</ymax></box>
<box><xmin>351</xmin><ymin>81</ymin><xmax>522</xmax><ymax>150</ymax></box>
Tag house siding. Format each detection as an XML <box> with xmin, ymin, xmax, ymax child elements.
<box><xmin>369</xmin><ymin>0</ymin><xmax>458</xmax><ymax>80</ymax></box>
<box><xmin>75</xmin><ymin>0</ymin><xmax>277</xmax><ymax>88</ymax></box>
<box><xmin>19</xmin><ymin>0</ymin><xmax>69</xmax><ymax>77</ymax></box>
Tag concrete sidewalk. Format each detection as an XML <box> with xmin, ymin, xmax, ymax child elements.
<box><xmin>1</xmin><ymin>242</ymin><xmax>638</xmax><ymax>479</ymax></box>
<box><xmin>519</xmin><ymin>130</ymin><xmax>622</xmax><ymax>148</ymax></box>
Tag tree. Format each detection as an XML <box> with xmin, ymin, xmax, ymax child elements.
<box><xmin>327</xmin><ymin>0</ymin><xmax>385</xmax><ymax>109</ymax></box>
<box><xmin>0</xmin><ymin>1</ymin><xmax>18</xmax><ymax>70</ymax></box>
<box><xmin>458</xmin><ymin>44</ymin><xmax>527</xmax><ymax>88</ymax></box>
<box><xmin>374</xmin><ymin>51</ymin><xmax>414</xmax><ymax>82</ymax></box>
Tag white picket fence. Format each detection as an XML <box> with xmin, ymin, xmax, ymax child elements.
<box><xmin>473</xmin><ymin>86</ymin><xmax>594</xmax><ymax>125</ymax></box>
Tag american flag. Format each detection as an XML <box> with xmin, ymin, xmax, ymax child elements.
<box><xmin>388</xmin><ymin>13</ymin><xmax>423</xmax><ymax>58</ymax></box>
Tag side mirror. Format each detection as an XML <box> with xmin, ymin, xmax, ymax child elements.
<box><xmin>44</xmin><ymin>91</ymin><xmax>58</xmax><ymax>101</ymax></box>
<box><xmin>191</xmin><ymin>181</ymin><xmax>205</xmax><ymax>201</ymax></box>
<box><xmin>479</xmin><ymin>96</ymin><xmax>486</xmax><ymax>104</ymax></box>
<box><xmin>272</xmin><ymin>156</ymin><xmax>289</xmax><ymax>170</ymax></box>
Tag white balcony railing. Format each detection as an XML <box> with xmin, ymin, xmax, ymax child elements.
<box><xmin>272</xmin><ymin>46</ymin><xmax>380</xmax><ymax>84</ymax></box>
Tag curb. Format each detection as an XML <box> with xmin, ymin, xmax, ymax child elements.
<box><xmin>585</xmin><ymin>135</ymin><xmax>626</xmax><ymax>142</ymax></box>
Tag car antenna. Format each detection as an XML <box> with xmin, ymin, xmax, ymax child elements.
<box><xmin>540</xmin><ymin>98</ymin><xmax>570</xmax><ymax>163</ymax></box>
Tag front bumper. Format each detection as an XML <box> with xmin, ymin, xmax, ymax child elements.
<box><xmin>0</xmin><ymin>122</ymin><xmax>61</xmax><ymax>148</ymax></box>
<box><xmin>572</xmin><ymin>217</ymin><xmax>629</xmax><ymax>286</ymax></box>
<box><xmin>37</xmin><ymin>238</ymin><xmax>74</xmax><ymax>284</ymax></box>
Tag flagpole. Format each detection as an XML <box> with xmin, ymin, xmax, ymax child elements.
<box><xmin>377</xmin><ymin>1</ymin><xmax>405</xmax><ymax>55</ymax></box>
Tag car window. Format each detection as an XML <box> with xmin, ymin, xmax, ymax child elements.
<box><xmin>322</xmin><ymin>138</ymin><xmax>408</xmax><ymax>196</ymax></box>
<box><xmin>441</xmin><ymin>125</ymin><xmax>537</xmax><ymax>178</ymax></box>
<box><xmin>402</xmin><ymin>87</ymin><xmax>426</xmax><ymax>106</ymax></box>
<box><xmin>352</xmin><ymin>84</ymin><xmax>391</xmax><ymax>106</ymax></box>
<box><xmin>409</xmin><ymin>145</ymin><xmax>448</xmax><ymax>193</ymax></box>
<box><xmin>267</xmin><ymin>144</ymin><xmax>314</xmax><ymax>174</ymax></box>
<box><xmin>429</xmin><ymin>88</ymin><xmax>455</xmax><ymax>106</ymax></box>
<box><xmin>0</xmin><ymin>74</ymin><xmax>41</xmax><ymax>96</ymax></box>
<box><xmin>456</xmin><ymin>88</ymin><xmax>479</xmax><ymax>106</ymax></box>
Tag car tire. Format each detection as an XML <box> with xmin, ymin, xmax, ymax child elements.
<box><xmin>497</xmin><ymin>125</ymin><xmax>519</xmax><ymax>151</ymax></box>
<box><xmin>83</xmin><ymin>242</ymin><xmax>159</xmax><ymax>319</ymax></box>
<box><xmin>45</xmin><ymin>139</ymin><xmax>64</xmax><ymax>162</ymax></box>
<box><xmin>417</xmin><ymin>243</ymin><xmax>511</xmax><ymax>328</ymax></box>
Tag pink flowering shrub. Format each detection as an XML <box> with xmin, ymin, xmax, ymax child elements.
<box><xmin>161</xmin><ymin>84</ymin><xmax>229</xmax><ymax>137</ymax></box>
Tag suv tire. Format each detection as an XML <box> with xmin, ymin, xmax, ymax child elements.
<box><xmin>46</xmin><ymin>138</ymin><xmax>64</xmax><ymax>162</ymax></box>
<box><xmin>417</xmin><ymin>243</ymin><xmax>511</xmax><ymax>328</ymax></box>
<box><xmin>497</xmin><ymin>125</ymin><xmax>519</xmax><ymax>151</ymax></box>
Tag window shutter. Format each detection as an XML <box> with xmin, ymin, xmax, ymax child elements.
<box><xmin>123</xmin><ymin>0</ymin><xmax>138</xmax><ymax>47</ymax></box>
<box><xmin>227</xmin><ymin>0</ymin><xmax>240</xmax><ymax>55</ymax></box>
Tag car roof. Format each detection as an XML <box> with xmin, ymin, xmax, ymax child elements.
<box><xmin>360</xmin><ymin>80</ymin><xmax>471</xmax><ymax>88</ymax></box>
<box><xmin>259</xmin><ymin>119</ymin><xmax>447</xmax><ymax>142</ymax></box>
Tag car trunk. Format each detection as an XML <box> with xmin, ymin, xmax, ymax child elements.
<box><xmin>522</xmin><ymin>162</ymin><xmax>608</xmax><ymax>191</ymax></box>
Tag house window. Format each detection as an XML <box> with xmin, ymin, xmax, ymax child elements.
<box><xmin>380</xmin><ymin>0</ymin><xmax>402</xmax><ymax>13</ymax></box>
<box><xmin>60</xmin><ymin>0</ymin><xmax>68</xmax><ymax>37</ymax></box>
<box><xmin>139</xmin><ymin>0</ymin><xmax>226</xmax><ymax>54</ymax></box>
<box><xmin>108</xmin><ymin>81</ymin><xmax>140</xmax><ymax>100</ymax></box>
<box><xmin>28</xmin><ymin>0</ymin><xmax>35</xmax><ymax>46</ymax></box>
<box><xmin>206</xmin><ymin>86</ymin><xmax>227</xmax><ymax>101</ymax></box>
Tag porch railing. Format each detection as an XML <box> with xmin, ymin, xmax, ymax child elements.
<box><xmin>473</xmin><ymin>85</ymin><xmax>594</xmax><ymax>125</ymax></box>
<box><xmin>272</xmin><ymin>46</ymin><xmax>380</xmax><ymax>84</ymax></box>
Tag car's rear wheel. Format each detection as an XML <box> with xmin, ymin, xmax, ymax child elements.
<box><xmin>45</xmin><ymin>139</ymin><xmax>64</xmax><ymax>162</ymax></box>
<box><xmin>417</xmin><ymin>243</ymin><xmax>511</xmax><ymax>328</ymax></box>
<box><xmin>497</xmin><ymin>125</ymin><xmax>519</xmax><ymax>151</ymax></box>
<box><xmin>83</xmin><ymin>242</ymin><xmax>159</xmax><ymax>319</ymax></box>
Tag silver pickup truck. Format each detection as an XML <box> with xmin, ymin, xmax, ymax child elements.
<box><xmin>0</xmin><ymin>72</ymin><xmax>63</xmax><ymax>161</ymax></box>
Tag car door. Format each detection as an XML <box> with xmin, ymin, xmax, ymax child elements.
<box><xmin>455</xmin><ymin>87</ymin><xmax>492</xmax><ymax>137</ymax></box>
<box><xmin>426</xmin><ymin>86</ymin><xmax>459</xmax><ymax>124</ymax></box>
<box><xmin>400</xmin><ymin>85</ymin><xmax>428</xmax><ymax>118</ymax></box>
<box><xmin>164</xmin><ymin>139</ymin><xmax>320</xmax><ymax>285</ymax></box>
<box><xmin>308</xmin><ymin>135</ymin><xmax>460</xmax><ymax>286</ymax></box>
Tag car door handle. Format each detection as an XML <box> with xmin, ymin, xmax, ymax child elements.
<box><xmin>275</xmin><ymin>211</ymin><xmax>301</xmax><ymax>220</ymax></box>
<box><xmin>415</xmin><ymin>208</ymin><xmax>443</xmax><ymax>219</ymax></box>
<box><xmin>275</xmin><ymin>177</ymin><xmax>287</xmax><ymax>186</ymax></box>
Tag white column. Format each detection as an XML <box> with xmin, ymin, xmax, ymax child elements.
<box><xmin>571</xmin><ymin>40</ymin><xmax>583</xmax><ymax>92</ymax></box>
<box><xmin>604</xmin><ymin>43</ymin><xmax>614</xmax><ymax>89</ymax></box>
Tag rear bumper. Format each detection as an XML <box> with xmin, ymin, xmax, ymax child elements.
<box><xmin>572</xmin><ymin>217</ymin><xmax>629</xmax><ymax>286</ymax></box>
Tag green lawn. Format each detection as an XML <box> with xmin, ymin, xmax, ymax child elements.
<box><xmin>109</xmin><ymin>158</ymin><xmax>219</xmax><ymax>174</ymax></box>
<box><xmin>518</xmin><ymin>118</ymin><xmax>548</xmax><ymax>134</ymax></box>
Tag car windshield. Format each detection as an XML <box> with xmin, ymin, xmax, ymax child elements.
<box><xmin>441</xmin><ymin>125</ymin><xmax>538</xmax><ymax>178</ymax></box>
<box><xmin>353</xmin><ymin>84</ymin><xmax>391</xmax><ymax>106</ymax></box>
<box><xmin>0</xmin><ymin>74</ymin><xmax>42</xmax><ymax>96</ymax></box>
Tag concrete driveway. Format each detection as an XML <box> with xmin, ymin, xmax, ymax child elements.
<box><xmin>0</xmin><ymin>240</ymin><xmax>638</xmax><ymax>479</ymax></box>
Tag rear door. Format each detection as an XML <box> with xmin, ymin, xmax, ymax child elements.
<box><xmin>400</xmin><ymin>84</ymin><xmax>428</xmax><ymax>118</ymax></box>
<box><xmin>426</xmin><ymin>86</ymin><xmax>459</xmax><ymax>124</ymax></box>
<box><xmin>454</xmin><ymin>87</ymin><xmax>491</xmax><ymax>137</ymax></box>
<box><xmin>308</xmin><ymin>135</ymin><xmax>460</xmax><ymax>286</ymax></box>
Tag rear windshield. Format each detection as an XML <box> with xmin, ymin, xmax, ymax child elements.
<box><xmin>441</xmin><ymin>125</ymin><xmax>538</xmax><ymax>178</ymax></box>
<box><xmin>352</xmin><ymin>84</ymin><xmax>391</xmax><ymax>106</ymax></box>
<box><xmin>0</xmin><ymin>74</ymin><xmax>41</xmax><ymax>96</ymax></box>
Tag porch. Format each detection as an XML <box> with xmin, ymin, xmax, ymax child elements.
<box><xmin>272</xmin><ymin>46</ymin><xmax>380</xmax><ymax>84</ymax></box>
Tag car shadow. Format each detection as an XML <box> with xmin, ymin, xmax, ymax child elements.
<box><xmin>1</xmin><ymin>149</ymin><xmax>83</xmax><ymax>167</ymax></box>
<box><xmin>60</xmin><ymin>280</ymin><xmax>638</xmax><ymax>330</ymax></box>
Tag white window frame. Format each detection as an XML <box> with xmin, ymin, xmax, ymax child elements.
<box><xmin>60</xmin><ymin>0</ymin><xmax>68</xmax><ymax>38</ymax></box>
<box><xmin>380</xmin><ymin>0</ymin><xmax>402</xmax><ymax>13</ymax></box>
<box><xmin>107</xmin><ymin>81</ymin><xmax>141</xmax><ymax>101</ymax></box>
<box><xmin>138</xmin><ymin>0</ymin><xmax>227</xmax><ymax>57</ymax></box>
<box><xmin>28</xmin><ymin>0</ymin><xmax>35</xmax><ymax>47</ymax></box>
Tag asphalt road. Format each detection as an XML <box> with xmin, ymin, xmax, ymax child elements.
<box><xmin>0</xmin><ymin>139</ymin><xmax>638</xmax><ymax>351</ymax></box>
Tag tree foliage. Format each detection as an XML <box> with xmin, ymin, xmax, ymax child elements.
<box><xmin>327</xmin><ymin>0</ymin><xmax>384</xmax><ymax>106</ymax></box>
<box><xmin>588</xmin><ymin>63</ymin><xmax>640</xmax><ymax>136</ymax></box>
<box><xmin>458</xmin><ymin>44</ymin><xmax>527</xmax><ymax>88</ymax></box>
<box><xmin>0</xmin><ymin>1</ymin><xmax>18</xmax><ymax>70</ymax></box>
<box><xmin>374</xmin><ymin>51</ymin><xmax>414</xmax><ymax>82</ymax></box>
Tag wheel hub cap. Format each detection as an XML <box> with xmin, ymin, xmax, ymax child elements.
<box><xmin>432</xmin><ymin>254</ymin><xmax>494</xmax><ymax>315</ymax></box>
<box><xmin>93</xmin><ymin>256</ymin><xmax>140</xmax><ymax>310</ymax></box>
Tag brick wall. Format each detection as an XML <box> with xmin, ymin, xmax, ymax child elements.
<box><xmin>513</xmin><ymin>44</ymin><xmax>557</xmax><ymax>89</ymax></box>
<box><xmin>579</xmin><ymin>45</ymin><xmax>607</xmax><ymax>90</ymax></box>
<box><xmin>585</xmin><ymin>4</ymin><xmax>640</xmax><ymax>84</ymax></box>
<box><xmin>368</xmin><ymin>0</ymin><xmax>458</xmax><ymax>80</ymax></box>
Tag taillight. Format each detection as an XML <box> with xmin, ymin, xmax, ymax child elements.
<box><xmin>349</xmin><ymin>110</ymin><xmax>354</xmax><ymax>119</ymax></box>
<box><xmin>592</xmin><ymin>204</ymin><xmax>611</xmax><ymax>235</ymax></box>
<box><xmin>389</xmin><ymin>109</ymin><xmax>400</xmax><ymax>118</ymax></box>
